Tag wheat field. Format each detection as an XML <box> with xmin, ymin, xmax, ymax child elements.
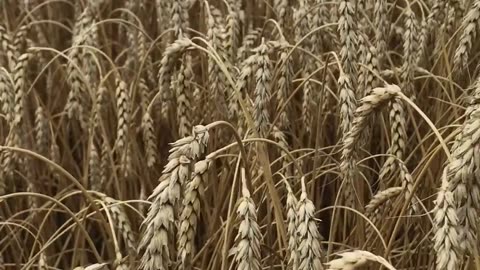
<box><xmin>0</xmin><ymin>0</ymin><xmax>479</xmax><ymax>269</ymax></box>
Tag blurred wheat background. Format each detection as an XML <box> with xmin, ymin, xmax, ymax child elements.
<box><xmin>0</xmin><ymin>0</ymin><xmax>479</xmax><ymax>269</ymax></box>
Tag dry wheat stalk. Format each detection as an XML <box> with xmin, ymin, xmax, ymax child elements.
<box><xmin>253</xmin><ymin>39</ymin><xmax>271</xmax><ymax>136</ymax></box>
<box><xmin>139</xmin><ymin>126</ymin><xmax>209</xmax><ymax>270</ymax></box>
<box><xmin>453</xmin><ymin>0</ymin><xmax>480</xmax><ymax>72</ymax></box>
<box><xmin>231</xmin><ymin>167</ymin><xmax>262</xmax><ymax>270</ymax></box>
<box><xmin>284</xmin><ymin>179</ymin><xmax>299</xmax><ymax>269</ymax></box>
<box><xmin>177</xmin><ymin>158</ymin><xmax>211</xmax><ymax>268</ymax></box>
<box><xmin>297</xmin><ymin>176</ymin><xmax>324</xmax><ymax>270</ymax></box>
<box><xmin>325</xmin><ymin>250</ymin><xmax>396</xmax><ymax>270</ymax></box>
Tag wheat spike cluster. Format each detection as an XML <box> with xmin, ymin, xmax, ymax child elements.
<box><xmin>2</xmin><ymin>0</ymin><xmax>480</xmax><ymax>270</ymax></box>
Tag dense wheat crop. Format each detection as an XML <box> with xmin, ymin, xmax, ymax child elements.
<box><xmin>2</xmin><ymin>0</ymin><xmax>480</xmax><ymax>269</ymax></box>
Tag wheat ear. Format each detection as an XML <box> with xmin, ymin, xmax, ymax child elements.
<box><xmin>231</xmin><ymin>167</ymin><xmax>262</xmax><ymax>270</ymax></box>
<box><xmin>139</xmin><ymin>126</ymin><xmax>209</xmax><ymax>270</ymax></box>
<box><xmin>325</xmin><ymin>250</ymin><xmax>396</xmax><ymax>270</ymax></box>
<box><xmin>177</xmin><ymin>159</ymin><xmax>211</xmax><ymax>268</ymax></box>
<box><xmin>453</xmin><ymin>0</ymin><xmax>480</xmax><ymax>72</ymax></box>
<box><xmin>284</xmin><ymin>178</ymin><xmax>299</xmax><ymax>269</ymax></box>
<box><xmin>297</xmin><ymin>176</ymin><xmax>324</xmax><ymax>270</ymax></box>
